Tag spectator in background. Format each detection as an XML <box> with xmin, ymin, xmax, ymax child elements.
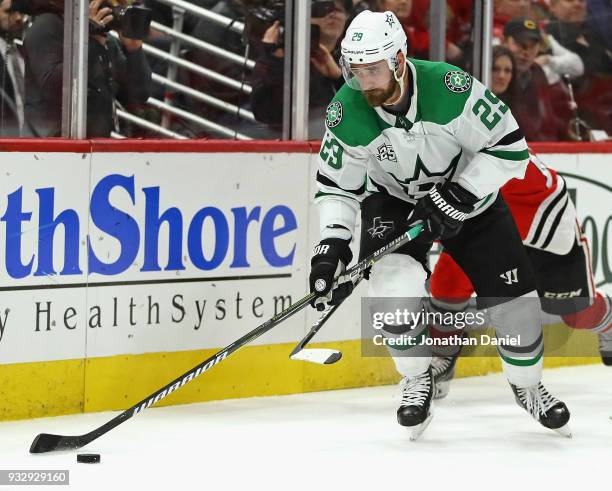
<box><xmin>373</xmin><ymin>0</ymin><xmax>429</xmax><ymax>58</ymax></box>
<box><xmin>0</xmin><ymin>0</ymin><xmax>26</xmax><ymax>136</ymax></box>
<box><xmin>375</xmin><ymin>0</ymin><xmax>472</xmax><ymax>63</ymax></box>
<box><xmin>494</xmin><ymin>3</ymin><xmax>583</xmax><ymax>128</ymax></box>
<box><xmin>377</xmin><ymin>0</ymin><xmax>411</xmax><ymax>19</ymax></box>
<box><xmin>502</xmin><ymin>17</ymin><xmax>569</xmax><ymax>140</ymax></box>
<box><xmin>23</xmin><ymin>0</ymin><xmax>152</xmax><ymax>137</ymax></box>
<box><xmin>349</xmin><ymin>0</ymin><xmax>372</xmax><ymax>18</ymax></box>
<box><xmin>545</xmin><ymin>0</ymin><xmax>612</xmax><ymax>132</ymax></box>
<box><xmin>491</xmin><ymin>45</ymin><xmax>520</xmax><ymax>105</ymax></box>
<box><xmin>447</xmin><ymin>0</ymin><xmax>473</xmax><ymax>55</ymax></box>
<box><xmin>587</xmin><ymin>0</ymin><xmax>612</xmax><ymax>51</ymax></box>
<box><xmin>375</xmin><ymin>0</ymin><xmax>418</xmax><ymax>56</ymax></box>
<box><xmin>250</xmin><ymin>0</ymin><xmax>348</xmax><ymax>138</ymax></box>
<box><xmin>546</xmin><ymin>0</ymin><xmax>612</xmax><ymax>76</ymax></box>
<box><xmin>530</xmin><ymin>25</ymin><xmax>582</xmax><ymax>129</ymax></box>
<box><xmin>535</xmin><ymin>27</ymin><xmax>583</xmax><ymax>85</ymax></box>
<box><xmin>493</xmin><ymin>0</ymin><xmax>532</xmax><ymax>42</ymax></box>
<box><xmin>530</xmin><ymin>0</ymin><xmax>554</xmax><ymax>20</ymax></box>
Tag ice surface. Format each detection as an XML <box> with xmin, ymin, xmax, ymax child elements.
<box><xmin>1</xmin><ymin>365</ymin><xmax>610</xmax><ymax>490</ymax></box>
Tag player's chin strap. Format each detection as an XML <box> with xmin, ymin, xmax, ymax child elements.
<box><xmin>393</xmin><ymin>62</ymin><xmax>406</xmax><ymax>100</ymax></box>
<box><xmin>383</xmin><ymin>59</ymin><xmax>407</xmax><ymax>107</ymax></box>
<box><xmin>290</xmin><ymin>223</ymin><xmax>423</xmax><ymax>365</ymax></box>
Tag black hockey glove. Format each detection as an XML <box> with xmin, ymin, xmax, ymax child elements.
<box><xmin>309</xmin><ymin>238</ymin><xmax>354</xmax><ymax>311</ymax></box>
<box><xmin>409</xmin><ymin>182</ymin><xmax>479</xmax><ymax>241</ymax></box>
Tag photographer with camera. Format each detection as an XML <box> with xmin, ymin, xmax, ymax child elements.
<box><xmin>22</xmin><ymin>0</ymin><xmax>152</xmax><ymax>137</ymax></box>
<box><xmin>249</xmin><ymin>0</ymin><xmax>348</xmax><ymax>138</ymax></box>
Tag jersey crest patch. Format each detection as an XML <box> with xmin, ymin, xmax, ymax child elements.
<box><xmin>444</xmin><ymin>71</ymin><xmax>472</xmax><ymax>93</ymax></box>
<box><xmin>376</xmin><ymin>143</ymin><xmax>397</xmax><ymax>163</ymax></box>
<box><xmin>325</xmin><ymin>101</ymin><xmax>343</xmax><ymax>128</ymax></box>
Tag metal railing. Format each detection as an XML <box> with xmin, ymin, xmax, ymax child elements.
<box><xmin>117</xmin><ymin>109</ymin><xmax>188</xmax><ymax>139</ymax></box>
<box><xmin>111</xmin><ymin>0</ymin><xmax>259</xmax><ymax>139</ymax></box>
<box><xmin>51</xmin><ymin>0</ymin><xmax>490</xmax><ymax>141</ymax></box>
<box><xmin>49</xmin><ymin>0</ymin><xmax>305</xmax><ymax>140</ymax></box>
<box><xmin>150</xmin><ymin>21</ymin><xmax>255</xmax><ymax>69</ymax></box>
<box><xmin>153</xmin><ymin>0</ymin><xmax>245</xmax><ymax>34</ymax></box>
<box><xmin>152</xmin><ymin>73</ymin><xmax>255</xmax><ymax>121</ymax></box>
<box><xmin>147</xmin><ymin>98</ymin><xmax>252</xmax><ymax>140</ymax></box>
<box><xmin>140</xmin><ymin>41</ymin><xmax>252</xmax><ymax>94</ymax></box>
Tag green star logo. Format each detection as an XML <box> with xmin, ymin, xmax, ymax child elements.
<box><xmin>444</xmin><ymin>71</ymin><xmax>472</xmax><ymax>93</ymax></box>
<box><xmin>325</xmin><ymin>101</ymin><xmax>343</xmax><ymax>128</ymax></box>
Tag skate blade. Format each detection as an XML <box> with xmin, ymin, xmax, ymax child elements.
<box><xmin>434</xmin><ymin>381</ymin><xmax>450</xmax><ymax>400</ymax></box>
<box><xmin>408</xmin><ymin>412</ymin><xmax>433</xmax><ymax>441</ymax></box>
<box><xmin>553</xmin><ymin>424</ymin><xmax>572</xmax><ymax>438</ymax></box>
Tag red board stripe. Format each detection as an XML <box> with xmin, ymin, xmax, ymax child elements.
<box><xmin>0</xmin><ymin>139</ymin><xmax>610</xmax><ymax>154</ymax></box>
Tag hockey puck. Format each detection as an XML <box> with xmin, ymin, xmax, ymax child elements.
<box><xmin>77</xmin><ymin>453</ymin><xmax>100</xmax><ymax>464</ymax></box>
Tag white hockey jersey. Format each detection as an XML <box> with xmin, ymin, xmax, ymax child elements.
<box><xmin>315</xmin><ymin>58</ymin><xmax>530</xmax><ymax>239</ymax></box>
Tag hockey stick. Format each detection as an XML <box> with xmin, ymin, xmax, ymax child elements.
<box><xmin>29</xmin><ymin>291</ymin><xmax>315</xmax><ymax>454</ymax></box>
<box><xmin>289</xmin><ymin>223</ymin><xmax>423</xmax><ymax>365</ymax></box>
<box><xmin>289</xmin><ymin>302</ymin><xmax>347</xmax><ymax>365</ymax></box>
<box><xmin>29</xmin><ymin>223</ymin><xmax>422</xmax><ymax>454</ymax></box>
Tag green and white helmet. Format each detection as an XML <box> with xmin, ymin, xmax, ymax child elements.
<box><xmin>340</xmin><ymin>10</ymin><xmax>408</xmax><ymax>89</ymax></box>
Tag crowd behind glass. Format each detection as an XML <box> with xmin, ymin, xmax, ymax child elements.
<box><xmin>0</xmin><ymin>0</ymin><xmax>609</xmax><ymax>140</ymax></box>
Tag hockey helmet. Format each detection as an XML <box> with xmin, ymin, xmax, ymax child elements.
<box><xmin>340</xmin><ymin>10</ymin><xmax>408</xmax><ymax>90</ymax></box>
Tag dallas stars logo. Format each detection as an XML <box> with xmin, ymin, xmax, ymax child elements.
<box><xmin>389</xmin><ymin>153</ymin><xmax>460</xmax><ymax>200</ymax></box>
<box><xmin>444</xmin><ymin>71</ymin><xmax>472</xmax><ymax>93</ymax></box>
<box><xmin>325</xmin><ymin>101</ymin><xmax>343</xmax><ymax>128</ymax></box>
<box><xmin>367</xmin><ymin>217</ymin><xmax>394</xmax><ymax>239</ymax></box>
<box><xmin>385</xmin><ymin>13</ymin><xmax>395</xmax><ymax>28</ymax></box>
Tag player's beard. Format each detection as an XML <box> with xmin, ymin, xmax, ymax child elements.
<box><xmin>362</xmin><ymin>77</ymin><xmax>399</xmax><ymax>107</ymax></box>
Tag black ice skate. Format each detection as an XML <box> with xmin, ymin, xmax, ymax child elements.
<box><xmin>510</xmin><ymin>382</ymin><xmax>571</xmax><ymax>437</ymax></box>
<box><xmin>431</xmin><ymin>355</ymin><xmax>458</xmax><ymax>400</ymax></box>
<box><xmin>397</xmin><ymin>367</ymin><xmax>434</xmax><ymax>440</ymax></box>
<box><xmin>598</xmin><ymin>329</ymin><xmax>612</xmax><ymax>366</ymax></box>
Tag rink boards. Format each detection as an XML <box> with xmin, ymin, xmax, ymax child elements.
<box><xmin>0</xmin><ymin>140</ymin><xmax>610</xmax><ymax>421</ymax></box>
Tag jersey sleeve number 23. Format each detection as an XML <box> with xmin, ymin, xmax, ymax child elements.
<box><xmin>472</xmin><ymin>89</ymin><xmax>509</xmax><ymax>130</ymax></box>
<box><xmin>320</xmin><ymin>134</ymin><xmax>344</xmax><ymax>169</ymax></box>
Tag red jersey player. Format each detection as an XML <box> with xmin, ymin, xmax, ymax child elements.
<box><xmin>428</xmin><ymin>153</ymin><xmax>612</xmax><ymax>399</ymax></box>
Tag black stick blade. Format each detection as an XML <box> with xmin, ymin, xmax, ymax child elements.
<box><xmin>324</xmin><ymin>351</ymin><xmax>342</xmax><ymax>364</ymax></box>
<box><xmin>30</xmin><ymin>433</ymin><xmax>86</xmax><ymax>453</ymax></box>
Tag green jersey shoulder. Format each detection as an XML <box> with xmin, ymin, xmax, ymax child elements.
<box><xmin>410</xmin><ymin>58</ymin><xmax>473</xmax><ymax>126</ymax></box>
<box><xmin>324</xmin><ymin>84</ymin><xmax>391</xmax><ymax>147</ymax></box>
<box><xmin>323</xmin><ymin>59</ymin><xmax>475</xmax><ymax>148</ymax></box>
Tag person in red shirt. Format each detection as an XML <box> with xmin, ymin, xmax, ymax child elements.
<box><xmin>375</xmin><ymin>0</ymin><xmax>467</xmax><ymax>63</ymax></box>
<box><xmin>447</xmin><ymin>0</ymin><xmax>473</xmax><ymax>48</ymax></box>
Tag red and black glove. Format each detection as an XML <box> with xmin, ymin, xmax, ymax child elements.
<box><xmin>409</xmin><ymin>182</ymin><xmax>479</xmax><ymax>241</ymax></box>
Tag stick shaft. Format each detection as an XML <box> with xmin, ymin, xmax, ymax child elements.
<box><xmin>30</xmin><ymin>224</ymin><xmax>423</xmax><ymax>452</ymax></box>
<box><xmin>91</xmin><ymin>292</ymin><xmax>315</xmax><ymax>439</ymax></box>
<box><xmin>30</xmin><ymin>291</ymin><xmax>316</xmax><ymax>452</ymax></box>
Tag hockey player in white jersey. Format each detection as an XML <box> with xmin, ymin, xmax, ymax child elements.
<box><xmin>309</xmin><ymin>10</ymin><xmax>571</xmax><ymax>439</ymax></box>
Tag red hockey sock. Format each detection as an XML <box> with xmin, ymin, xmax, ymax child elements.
<box><xmin>562</xmin><ymin>292</ymin><xmax>612</xmax><ymax>333</ymax></box>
